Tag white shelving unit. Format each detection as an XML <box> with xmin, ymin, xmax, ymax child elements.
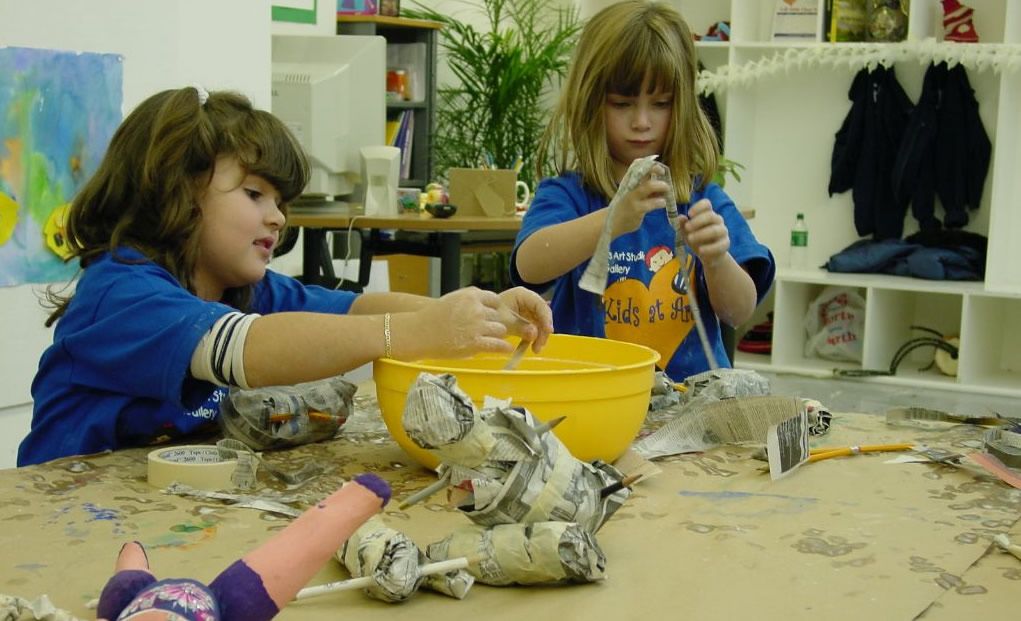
<box><xmin>679</xmin><ymin>0</ymin><xmax>1021</xmax><ymax>396</ymax></box>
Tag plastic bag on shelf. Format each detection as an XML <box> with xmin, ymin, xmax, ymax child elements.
<box><xmin>802</xmin><ymin>286</ymin><xmax>865</xmax><ymax>362</ymax></box>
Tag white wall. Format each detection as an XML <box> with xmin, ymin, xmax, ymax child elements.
<box><xmin>0</xmin><ymin>0</ymin><xmax>289</xmax><ymax>468</ymax></box>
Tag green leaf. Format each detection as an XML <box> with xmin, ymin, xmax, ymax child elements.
<box><xmin>405</xmin><ymin>0</ymin><xmax>580</xmax><ymax>189</ymax></box>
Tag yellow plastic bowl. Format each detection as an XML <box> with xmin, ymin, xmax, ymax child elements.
<box><xmin>373</xmin><ymin>334</ymin><xmax>660</xmax><ymax>470</ymax></box>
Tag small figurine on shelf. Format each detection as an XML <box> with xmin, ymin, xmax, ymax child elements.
<box><xmin>337</xmin><ymin>0</ymin><xmax>379</xmax><ymax>16</ymax></box>
<box><xmin>942</xmin><ymin>0</ymin><xmax>980</xmax><ymax>43</ymax></box>
<box><xmin>698</xmin><ymin>20</ymin><xmax>730</xmax><ymax>42</ymax></box>
<box><xmin>867</xmin><ymin>0</ymin><xmax>907</xmax><ymax>42</ymax></box>
<box><xmin>379</xmin><ymin>0</ymin><xmax>400</xmax><ymax>17</ymax></box>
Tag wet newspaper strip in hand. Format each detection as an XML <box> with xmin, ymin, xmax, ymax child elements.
<box><xmin>580</xmin><ymin>154</ymin><xmax>667</xmax><ymax>294</ymax></box>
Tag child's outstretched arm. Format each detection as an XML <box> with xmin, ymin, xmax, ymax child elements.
<box><xmin>677</xmin><ymin>199</ymin><xmax>756</xmax><ymax>327</ymax></box>
<box><xmin>516</xmin><ymin>173</ymin><xmax>671</xmax><ymax>285</ymax></box>
<box><xmin>234</xmin><ymin>287</ymin><xmax>552</xmax><ymax>387</ymax></box>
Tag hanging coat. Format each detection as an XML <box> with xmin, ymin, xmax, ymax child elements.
<box><xmin>892</xmin><ymin>63</ymin><xmax>991</xmax><ymax>230</ymax></box>
<box><xmin>829</xmin><ymin>66</ymin><xmax>914</xmax><ymax>240</ymax></box>
<box><xmin>936</xmin><ymin>64</ymin><xmax>991</xmax><ymax>227</ymax></box>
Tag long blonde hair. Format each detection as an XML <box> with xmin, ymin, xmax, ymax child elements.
<box><xmin>43</xmin><ymin>87</ymin><xmax>309</xmax><ymax>325</ymax></box>
<box><xmin>537</xmin><ymin>0</ymin><xmax>718</xmax><ymax>203</ymax></box>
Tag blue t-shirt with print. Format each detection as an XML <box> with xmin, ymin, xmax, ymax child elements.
<box><xmin>510</xmin><ymin>172</ymin><xmax>775</xmax><ymax>381</ymax></box>
<box><xmin>19</xmin><ymin>248</ymin><xmax>357</xmax><ymax>466</ymax></box>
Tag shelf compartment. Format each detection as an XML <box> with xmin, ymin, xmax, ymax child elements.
<box><xmin>861</xmin><ymin>288</ymin><xmax>962</xmax><ymax>379</ymax></box>
<box><xmin>771</xmin><ymin>280</ymin><xmax>867</xmax><ymax>370</ymax></box>
<box><xmin>958</xmin><ymin>295</ymin><xmax>1021</xmax><ymax>390</ymax></box>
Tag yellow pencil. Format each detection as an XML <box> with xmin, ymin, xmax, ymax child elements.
<box><xmin>807</xmin><ymin>443</ymin><xmax>914</xmax><ymax>463</ymax></box>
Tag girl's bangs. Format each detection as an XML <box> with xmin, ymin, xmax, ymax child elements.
<box><xmin>234</xmin><ymin>113</ymin><xmax>309</xmax><ymax>204</ymax></box>
<box><xmin>604</xmin><ymin>35</ymin><xmax>678</xmax><ymax>96</ymax></box>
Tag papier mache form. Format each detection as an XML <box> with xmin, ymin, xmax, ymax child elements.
<box><xmin>426</xmin><ymin>521</ymin><xmax>607</xmax><ymax>586</ymax></box>
<box><xmin>337</xmin><ymin>516</ymin><xmax>474</xmax><ymax>603</ymax></box>
<box><xmin>401</xmin><ymin>372</ymin><xmax>631</xmax><ymax>533</ymax></box>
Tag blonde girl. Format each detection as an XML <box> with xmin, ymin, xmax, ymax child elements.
<box><xmin>512</xmin><ymin>0</ymin><xmax>774</xmax><ymax>381</ymax></box>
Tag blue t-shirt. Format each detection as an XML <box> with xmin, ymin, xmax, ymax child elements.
<box><xmin>19</xmin><ymin>248</ymin><xmax>357</xmax><ymax>466</ymax></box>
<box><xmin>511</xmin><ymin>172</ymin><xmax>774</xmax><ymax>381</ymax></box>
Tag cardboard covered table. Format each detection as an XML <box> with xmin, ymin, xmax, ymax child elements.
<box><xmin>1</xmin><ymin>388</ymin><xmax>1019</xmax><ymax>620</ymax></box>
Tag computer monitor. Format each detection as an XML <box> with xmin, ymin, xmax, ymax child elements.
<box><xmin>271</xmin><ymin>34</ymin><xmax>386</xmax><ymax>201</ymax></box>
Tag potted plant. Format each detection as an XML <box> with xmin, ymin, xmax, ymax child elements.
<box><xmin>712</xmin><ymin>156</ymin><xmax>744</xmax><ymax>188</ymax></box>
<box><xmin>404</xmin><ymin>0</ymin><xmax>580</xmax><ymax>190</ymax></box>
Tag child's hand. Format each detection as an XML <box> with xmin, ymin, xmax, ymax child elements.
<box><xmin>497</xmin><ymin>287</ymin><xmax>554</xmax><ymax>353</ymax></box>
<box><xmin>412</xmin><ymin>287</ymin><xmax>545</xmax><ymax>358</ymax></box>
<box><xmin>609</xmin><ymin>166</ymin><xmax>671</xmax><ymax>238</ymax></box>
<box><xmin>677</xmin><ymin>199</ymin><xmax>730</xmax><ymax>268</ymax></box>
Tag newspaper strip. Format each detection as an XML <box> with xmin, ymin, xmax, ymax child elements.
<box><xmin>426</xmin><ymin>522</ymin><xmax>607</xmax><ymax>586</ymax></box>
<box><xmin>162</xmin><ymin>482</ymin><xmax>303</xmax><ymax>518</ymax></box>
<box><xmin>219</xmin><ymin>374</ymin><xmax>356</xmax><ymax>450</ymax></box>
<box><xmin>885</xmin><ymin>406</ymin><xmax>1014</xmax><ymax>430</ymax></box>
<box><xmin>634</xmin><ymin>395</ymin><xmax>802</xmax><ymax>460</ymax></box>
<box><xmin>649</xmin><ymin>371</ymin><xmax>682</xmax><ymax>411</ymax></box>
<box><xmin>402</xmin><ymin>373</ymin><xmax>629</xmax><ymax>533</ymax></box>
<box><xmin>612</xmin><ymin>448</ymin><xmax>664</xmax><ymax>481</ymax></box>
<box><xmin>579</xmin><ymin>155</ymin><xmax>665</xmax><ymax>294</ymax></box>
<box><xmin>337</xmin><ymin>516</ymin><xmax>474</xmax><ymax>602</ymax></box>
<box><xmin>681</xmin><ymin>368</ymin><xmax>771</xmax><ymax>401</ymax></box>
<box><xmin>766</xmin><ymin>407</ymin><xmax>810</xmax><ymax>480</ymax></box>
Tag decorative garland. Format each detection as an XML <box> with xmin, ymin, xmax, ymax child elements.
<box><xmin>697</xmin><ymin>39</ymin><xmax>1021</xmax><ymax>95</ymax></box>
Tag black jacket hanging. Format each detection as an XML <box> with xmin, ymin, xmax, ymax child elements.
<box><xmin>891</xmin><ymin>63</ymin><xmax>942</xmax><ymax>232</ymax></box>
<box><xmin>892</xmin><ymin>63</ymin><xmax>991</xmax><ymax>231</ymax></box>
<box><xmin>936</xmin><ymin>63</ymin><xmax>990</xmax><ymax>227</ymax></box>
<box><xmin>829</xmin><ymin>66</ymin><xmax>914</xmax><ymax>240</ymax></box>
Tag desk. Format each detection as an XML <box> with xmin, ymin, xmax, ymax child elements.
<box><xmin>288</xmin><ymin>207</ymin><xmax>522</xmax><ymax>294</ymax></box>
<box><xmin>2</xmin><ymin>390</ymin><xmax>1018</xmax><ymax>620</ymax></box>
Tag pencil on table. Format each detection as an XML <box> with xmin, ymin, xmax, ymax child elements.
<box><xmin>807</xmin><ymin>443</ymin><xmax>914</xmax><ymax>463</ymax></box>
<box><xmin>269</xmin><ymin>411</ymin><xmax>333</xmax><ymax>424</ymax></box>
<box><xmin>599</xmin><ymin>473</ymin><xmax>643</xmax><ymax>498</ymax></box>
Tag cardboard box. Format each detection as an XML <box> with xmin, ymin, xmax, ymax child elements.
<box><xmin>448</xmin><ymin>168</ymin><xmax>516</xmax><ymax>217</ymax></box>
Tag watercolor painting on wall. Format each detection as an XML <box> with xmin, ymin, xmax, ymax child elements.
<box><xmin>0</xmin><ymin>47</ymin><xmax>122</xmax><ymax>287</ymax></box>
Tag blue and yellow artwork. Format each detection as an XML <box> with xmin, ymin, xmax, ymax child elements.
<box><xmin>0</xmin><ymin>47</ymin><xmax>122</xmax><ymax>287</ymax></box>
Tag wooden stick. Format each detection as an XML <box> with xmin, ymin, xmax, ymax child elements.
<box><xmin>294</xmin><ymin>557</ymin><xmax>469</xmax><ymax>600</ymax></box>
<box><xmin>397</xmin><ymin>472</ymin><xmax>450</xmax><ymax>510</ymax></box>
<box><xmin>533</xmin><ymin>416</ymin><xmax>566</xmax><ymax>436</ymax></box>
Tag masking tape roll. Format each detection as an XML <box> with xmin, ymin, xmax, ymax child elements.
<box><xmin>984</xmin><ymin>428</ymin><xmax>1021</xmax><ymax>469</ymax></box>
<box><xmin>147</xmin><ymin>445</ymin><xmax>240</xmax><ymax>491</ymax></box>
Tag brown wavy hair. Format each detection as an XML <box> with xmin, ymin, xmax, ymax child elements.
<box><xmin>43</xmin><ymin>87</ymin><xmax>309</xmax><ymax>326</ymax></box>
<box><xmin>536</xmin><ymin>0</ymin><xmax>718</xmax><ymax>203</ymax></box>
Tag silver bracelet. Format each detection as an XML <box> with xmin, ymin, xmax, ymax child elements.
<box><xmin>383</xmin><ymin>313</ymin><xmax>392</xmax><ymax>358</ymax></box>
